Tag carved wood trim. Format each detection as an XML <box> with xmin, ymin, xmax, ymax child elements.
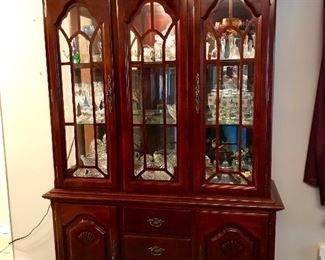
<box><xmin>221</xmin><ymin>239</ymin><xmax>244</xmax><ymax>257</ymax></box>
<box><xmin>77</xmin><ymin>231</ymin><xmax>96</xmax><ymax>245</ymax></box>
<box><xmin>207</xmin><ymin>226</ymin><xmax>257</xmax><ymax>259</ymax></box>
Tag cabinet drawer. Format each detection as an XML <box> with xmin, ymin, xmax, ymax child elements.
<box><xmin>122</xmin><ymin>235</ymin><xmax>191</xmax><ymax>260</ymax></box>
<box><xmin>123</xmin><ymin>207</ymin><xmax>191</xmax><ymax>236</ymax></box>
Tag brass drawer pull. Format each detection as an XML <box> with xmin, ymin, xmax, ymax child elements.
<box><xmin>148</xmin><ymin>245</ymin><xmax>165</xmax><ymax>256</ymax></box>
<box><xmin>147</xmin><ymin>218</ymin><xmax>165</xmax><ymax>228</ymax></box>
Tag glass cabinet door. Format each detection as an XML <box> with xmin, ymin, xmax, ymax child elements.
<box><xmin>122</xmin><ymin>0</ymin><xmax>189</xmax><ymax>192</ymax></box>
<box><xmin>45</xmin><ymin>1</ymin><xmax>117</xmax><ymax>188</ymax></box>
<box><xmin>194</xmin><ymin>0</ymin><xmax>260</xmax><ymax>194</ymax></box>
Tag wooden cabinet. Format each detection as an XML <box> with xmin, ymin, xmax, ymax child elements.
<box><xmin>195</xmin><ymin>210</ymin><xmax>273</xmax><ymax>260</ymax></box>
<box><xmin>53</xmin><ymin>204</ymin><xmax>118</xmax><ymax>260</ymax></box>
<box><xmin>43</xmin><ymin>0</ymin><xmax>283</xmax><ymax>259</ymax></box>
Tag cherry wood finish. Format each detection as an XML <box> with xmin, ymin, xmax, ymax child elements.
<box><xmin>195</xmin><ymin>210</ymin><xmax>272</xmax><ymax>259</ymax></box>
<box><xmin>123</xmin><ymin>207</ymin><xmax>191</xmax><ymax>236</ymax></box>
<box><xmin>43</xmin><ymin>0</ymin><xmax>283</xmax><ymax>259</ymax></box>
<box><xmin>43</xmin><ymin>0</ymin><xmax>118</xmax><ymax>189</ymax></box>
<box><xmin>116</xmin><ymin>0</ymin><xmax>191</xmax><ymax>193</ymax></box>
<box><xmin>52</xmin><ymin>203</ymin><xmax>118</xmax><ymax>260</ymax></box>
<box><xmin>122</xmin><ymin>235</ymin><xmax>192</xmax><ymax>259</ymax></box>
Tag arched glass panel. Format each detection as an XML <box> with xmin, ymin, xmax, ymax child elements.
<box><xmin>153</xmin><ymin>2</ymin><xmax>172</xmax><ymax>36</ymax></box>
<box><xmin>92</xmin><ymin>29</ymin><xmax>103</xmax><ymax>62</ymax></box>
<box><xmin>244</xmin><ymin>24</ymin><xmax>256</xmax><ymax>59</ymax></box>
<box><xmin>71</xmin><ymin>34</ymin><xmax>90</xmax><ymax>64</ymax></box>
<box><xmin>130</xmin><ymin>30</ymin><xmax>142</xmax><ymax>62</ymax></box>
<box><xmin>133</xmin><ymin>3</ymin><xmax>151</xmax><ymax>35</ymax></box>
<box><xmin>210</xmin><ymin>0</ymin><xmax>253</xmax><ymax>32</ymax></box>
<box><xmin>204</xmin><ymin>0</ymin><xmax>257</xmax><ymax>186</ymax></box>
<box><xmin>59</xmin><ymin>30</ymin><xmax>70</xmax><ymax>63</ymax></box>
<box><xmin>58</xmin><ymin>5</ymin><xmax>109</xmax><ymax>178</ymax></box>
<box><xmin>129</xmin><ymin>1</ymin><xmax>177</xmax><ymax>181</ymax></box>
<box><xmin>206</xmin><ymin>32</ymin><xmax>218</xmax><ymax>60</ymax></box>
<box><xmin>165</xmin><ymin>26</ymin><xmax>176</xmax><ymax>61</ymax></box>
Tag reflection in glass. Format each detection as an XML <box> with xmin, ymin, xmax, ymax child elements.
<box><xmin>74</xmin><ymin>68</ymin><xmax>93</xmax><ymax>124</ymax></box>
<box><xmin>65</xmin><ymin>126</ymin><xmax>76</xmax><ymax>169</ymax></box>
<box><xmin>205</xmin><ymin>128</ymin><xmax>216</xmax><ymax>178</ymax></box>
<box><xmin>206</xmin><ymin>64</ymin><xmax>217</xmax><ymax>125</ymax></box>
<box><xmin>133</xmin><ymin>3</ymin><xmax>151</xmax><ymax>36</ymax></box>
<box><xmin>218</xmin><ymin>125</ymin><xmax>239</xmax><ymax>171</ymax></box>
<box><xmin>130</xmin><ymin>31</ymin><xmax>142</xmax><ymax>62</ymax></box>
<box><xmin>61</xmin><ymin>7</ymin><xmax>78</xmax><ymax>38</ymax></box>
<box><xmin>59</xmin><ymin>30</ymin><xmax>70</xmax><ymax>62</ymax></box>
<box><xmin>61</xmin><ymin>66</ymin><xmax>74</xmax><ymax>123</ymax></box>
<box><xmin>153</xmin><ymin>2</ymin><xmax>172</xmax><ymax>35</ymax></box>
<box><xmin>241</xmin><ymin>127</ymin><xmax>253</xmax><ymax>181</ymax></box>
<box><xmin>165</xmin><ymin>26</ymin><xmax>176</xmax><ymax>61</ymax></box>
<box><xmin>220</xmin><ymin>32</ymin><xmax>241</xmax><ymax>60</ymax></box>
<box><xmin>166</xmin><ymin>127</ymin><xmax>177</xmax><ymax>170</ymax></box>
<box><xmin>166</xmin><ymin>65</ymin><xmax>177</xmax><ymax>124</ymax></box>
<box><xmin>77</xmin><ymin>125</ymin><xmax>95</xmax><ymax>166</ymax></box>
<box><xmin>61</xmin><ymin>6</ymin><xmax>98</xmax><ymax>39</ymax></box>
<box><xmin>92</xmin><ymin>29</ymin><xmax>102</xmax><ymax>62</ymax></box>
<box><xmin>209</xmin><ymin>173</ymin><xmax>247</xmax><ymax>185</ymax></box>
<box><xmin>79</xmin><ymin>7</ymin><xmax>98</xmax><ymax>37</ymax></box>
<box><xmin>97</xmin><ymin>126</ymin><xmax>108</xmax><ymax>174</ymax></box>
<box><xmin>232</xmin><ymin>0</ymin><xmax>252</xmax><ymax>29</ymax></box>
<box><xmin>72</xmin><ymin>125</ymin><xmax>105</xmax><ymax>178</ymax></box>
<box><xmin>93</xmin><ymin>68</ymin><xmax>105</xmax><ymax>123</ymax></box>
<box><xmin>210</xmin><ymin>0</ymin><xmax>253</xmax><ymax>32</ymax></box>
<box><xmin>206</xmin><ymin>32</ymin><xmax>218</xmax><ymax>60</ymax></box>
<box><xmin>71</xmin><ymin>35</ymin><xmax>90</xmax><ymax>64</ymax></box>
<box><xmin>142</xmin><ymin>32</ymin><xmax>163</xmax><ymax>62</ymax></box>
<box><xmin>130</xmin><ymin>1</ymin><xmax>177</xmax><ymax>182</ymax></box>
<box><xmin>203</xmin><ymin>0</ymin><xmax>256</xmax><ymax>186</ymax></box>
<box><xmin>205</xmin><ymin>125</ymin><xmax>251</xmax><ymax>185</ymax></box>
<box><xmin>242</xmin><ymin>63</ymin><xmax>254</xmax><ymax>125</ymax></box>
<box><xmin>59</xmin><ymin>5</ymin><xmax>110</xmax><ymax>179</ymax></box>
<box><xmin>244</xmin><ymin>25</ymin><xmax>256</xmax><ymax>59</ymax></box>
<box><xmin>133</xmin><ymin>126</ymin><xmax>144</xmax><ymax>176</ymax></box>
<box><xmin>219</xmin><ymin>65</ymin><xmax>239</xmax><ymax>124</ymax></box>
<box><xmin>143</xmin><ymin>66</ymin><xmax>164</xmax><ymax>124</ymax></box>
<box><xmin>132</xmin><ymin>67</ymin><xmax>142</xmax><ymax>124</ymax></box>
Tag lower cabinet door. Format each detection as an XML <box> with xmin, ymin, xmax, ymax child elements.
<box><xmin>122</xmin><ymin>235</ymin><xmax>192</xmax><ymax>260</ymax></box>
<box><xmin>53</xmin><ymin>203</ymin><xmax>118</xmax><ymax>260</ymax></box>
<box><xmin>196</xmin><ymin>210</ymin><xmax>272</xmax><ymax>260</ymax></box>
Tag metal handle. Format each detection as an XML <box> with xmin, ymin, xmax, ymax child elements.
<box><xmin>148</xmin><ymin>246</ymin><xmax>165</xmax><ymax>256</ymax></box>
<box><xmin>195</xmin><ymin>73</ymin><xmax>200</xmax><ymax>114</ymax></box>
<box><xmin>107</xmin><ymin>74</ymin><xmax>113</xmax><ymax>113</ymax></box>
<box><xmin>147</xmin><ymin>218</ymin><xmax>165</xmax><ymax>228</ymax></box>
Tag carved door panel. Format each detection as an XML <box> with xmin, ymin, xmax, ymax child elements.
<box><xmin>196</xmin><ymin>210</ymin><xmax>272</xmax><ymax>260</ymax></box>
<box><xmin>53</xmin><ymin>203</ymin><xmax>118</xmax><ymax>260</ymax></box>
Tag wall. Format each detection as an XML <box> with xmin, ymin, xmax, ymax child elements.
<box><xmin>0</xmin><ymin>101</ymin><xmax>13</xmax><ymax>259</ymax></box>
<box><xmin>0</xmin><ymin>0</ymin><xmax>323</xmax><ymax>260</ymax></box>
<box><xmin>273</xmin><ymin>0</ymin><xmax>325</xmax><ymax>259</ymax></box>
<box><xmin>0</xmin><ymin>1</ymin><xmax>55</xmax><ymax>260</ymax></box>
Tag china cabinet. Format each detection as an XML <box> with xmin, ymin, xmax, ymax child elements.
<box><xmin>43</xmin><ymin>0</ymin><xmax>283</xmax><ymax>259</ymax></box>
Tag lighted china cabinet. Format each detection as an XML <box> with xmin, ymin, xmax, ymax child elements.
<box><xmin>43</xmin><ymin>0</ymin><xmax>283</xmax><ymax>259</ymax></box>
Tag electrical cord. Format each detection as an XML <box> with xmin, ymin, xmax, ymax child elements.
<box><xmin>0</xmin><ymin>123</ymin><xmax>75</xmax><ymax>254</ymax></box>
<box><xmin>0</xmin><ymin>203</ymin><xmax>51</xmax><ymax>254</ymax></box>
